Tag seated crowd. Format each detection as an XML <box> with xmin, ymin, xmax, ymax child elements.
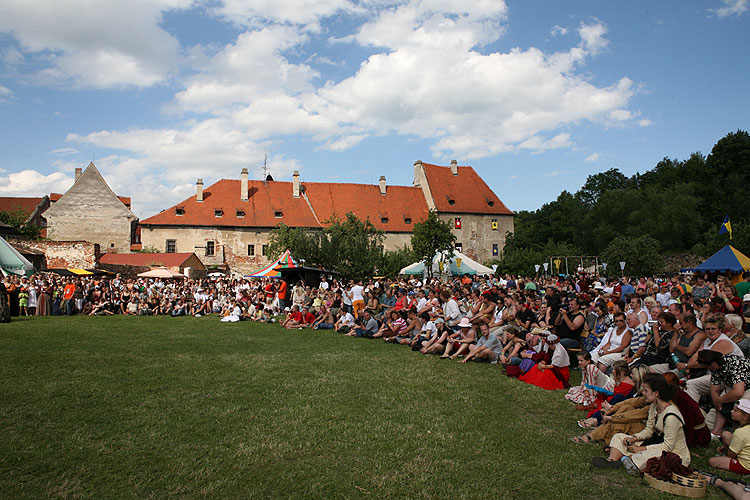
<box><xmin>5</xmin><ymin>269</ymin><xmax>750</xmax><ymax>497</ymax></box>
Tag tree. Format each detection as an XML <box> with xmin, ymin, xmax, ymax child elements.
<box><xmin>267</xmin><ymin>213</ymin><xmax>385</xmax><ymax>281</ymax></box>
<box><xmin>576</xmin><ymin>168</ymin><xmax>630</xmax><ymax>206</ymax></box>
<box><xmin>377</xmin><ymin>245</ymin><xmax>418</xmax><ymax>278</ymax></box>
<box><xmin>599</xmin><ymin>235</ymin><xmax>664</xmax><ymax>277</ymax></box>
<box><xmin>411</xmin><ymin>210</ymin><xmax>456</xmax><ymax>278</ymax></box>
<box><xmin>0</xmin><ymin>208</ymin><xmax>42</xmax><ymax>239</ymax></box>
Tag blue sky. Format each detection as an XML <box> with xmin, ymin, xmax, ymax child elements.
<box><xmin>0</xmin><ymin>0</ymin><xmax>748</xmax><ymax>218</ymax></box>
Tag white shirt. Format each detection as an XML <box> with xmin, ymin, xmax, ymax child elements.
<box><xmin>443</xmin><ymin>298</ymin><xmax>460</xmax><ymax>326</ymax></box>
<box><xmin>319</xmin><ymin>281</ymin><xmax>329</xmax><ymax>290</ymax></box>
<box><xmin>350</xmin><ymin>285</ymin><xmax>364</xmax><ymax>302</ymax></box>
<box><xmin>596</xmin><ymin>326</ymin><xmax>631</xmax><ymax>352</ymax></box>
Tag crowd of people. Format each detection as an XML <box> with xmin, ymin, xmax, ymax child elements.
<box><xmin>4</xmin><ymin>269</ymin><xmax>750</xmax><ymax>496</ymax></box>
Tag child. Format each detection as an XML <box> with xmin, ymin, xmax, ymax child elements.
<box><xmin>709</xmin><ymin>399</ymin><xmax>750</xmax><ymax>475</ymax></box>
<box><xmin>18</xmin><ymin>286</ymin><xmax>28</xmax><ymax>316</ymax></box>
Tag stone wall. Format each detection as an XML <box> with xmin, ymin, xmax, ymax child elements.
<box><xmin>8</xmin><ymin>239</ymin><xmax>99</xmax><ymax>269</ymax></box>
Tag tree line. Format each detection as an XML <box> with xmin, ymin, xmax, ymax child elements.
<box><xmin>497</xmin><ymin>130</ymin><xmax>750</xmax><ymax>276</ymax></box>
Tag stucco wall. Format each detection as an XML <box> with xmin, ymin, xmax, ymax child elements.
<box><xmin>43</xmin><ymin>166</ymin><xmax>137</xmax><ymax>253</ymax></box>
<box><xmin>141</xmin><ymin>225</ymin><xmax>416</xmax><ymax>274</ymax></box>
<box><xmin>438</xmin><ymin>213</ymin><xmax>514</xmax><ymax>264</ymax></box>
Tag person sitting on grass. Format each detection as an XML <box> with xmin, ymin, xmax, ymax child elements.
<box><xmin>391</xmin><ymin>309</ymin><xmax>423</xmax><ymax>344</ymax></box>
<box><xmin>711</xmin><ymin>399</ymin><xmax>750</xmax><ymax>477</ymax></box>
<box><xmin>565</xmin><ymin>350</ymin><xmax>613</xmax><ymax>409</ymax></box>
<box><xmin>497</xmin><ymin>326</ymin><xmax>526</xmax><ymax>366</ymax></box>
<box><xmin>350</xmin><ymin>310</ymin><xmax>379</xmax><ymax>338</ymax></box>
<box><xmin>518</xmin><ymin>333</ymin><xmax>570</xmax><ymax>390</ymax></box>
<box><xmin>590</xmin><ymin>311</ymin><xmax>632</xmax><ymax>373</ymax></box>
<box><xmin>373</xmin><ymin>310</ymin><xmax>407</xmax><ymax>339</ymax></box>
<box><xmin>462</xmin><ymin>323</ymin><xmax>503</xmax><ymax>363</ymax></box>
<box><xmin>334</xmin><ymin>309</ymin><xmax>355</xmax><ymax>333</ymax></box>
<box><xmin>311</xmin><ymin>305</ymin><xmax>335</xmax><ymax>330</ymax></box>
<box><xmin>281</xmin><ymin>305</ymin><xmax>301</xmax><ymax>328</ymax></box>
<box><xmin>415</xmin><ymin>313</ymin><xmax>440</xmax><ymax>352</ymax></box>
<box><xmin>441</xmin><ymin>317</ymin><xmax>476</xmax><ymax>360</ymax></box>
<box><xmin>593</xmin><ymin>373</ymin><xmax>690</xmax><ymax>474</ymax></box>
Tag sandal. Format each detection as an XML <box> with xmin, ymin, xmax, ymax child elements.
<box><xmin>571</xmin><ymin>434</ymin><xmax>593</xmax><ymax>444</ymax></box>
<box><xmin>695</xmin><ymin>470</ymin><xmax>721</xmax><ymax>486</ymax></box>
<box><xmin>577</xmin><ymin>419</ymin><xmax>594</xmax><ymax>429</ymax></box>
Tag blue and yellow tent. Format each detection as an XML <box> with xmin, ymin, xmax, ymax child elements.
<box><xmin>687</xmin><ymin>245</ymin><xmax>750</xmax><ymax>285</ymax></box>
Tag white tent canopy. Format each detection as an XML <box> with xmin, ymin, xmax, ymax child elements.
<box><xmin>0</xmin><ymin>235</ymin><xmax>34</xmax><ymax>277</ymax></box>
<box><xmin>399</xmin><ymin>250</ymin><xmax>493</xmax><ymax>276</ymax></box>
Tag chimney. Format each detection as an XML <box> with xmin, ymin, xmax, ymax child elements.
<box><xmin>450</xmin><ymin>159</ymin><xmax>458</xmax><ymax>176</ymax></box>
<box><xmin>196</xmin><ymin>178</ymin><xmax>204</xmax><ymax>202</ymax></box>
<box><xmin>379</xmin><ymin>175</ymin><xmax>386</xmax><ymax>195</ymax></box>
<box><xmin>293</xmin><ymin>170</ymin><xmax>300</xmax><ymax>198</ymax></box>
<box><xmin>75</xmin><ymin>168</ymin><xmax>82</xmax><ymax>182</ymax></box>
<box><xmin>241</xmin><ymin>168</ymin><xmax>248</xmax><ymax>201</ymax></box>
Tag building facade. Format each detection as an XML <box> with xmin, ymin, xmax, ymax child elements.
<box><xmin>140</xmin><ymin>161</ymin><xmax>514</xmax><ymax>274</ymax></box>
<box><xmin>43</xmin><ymin>163</ymin><xmax>138</xmax><ymax>254</ymax></box>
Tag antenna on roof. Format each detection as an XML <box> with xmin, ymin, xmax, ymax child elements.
<box><xmin>262</xmin><ymin>143</ymin><xmax>274</xmax><ymax>182</ymax></box>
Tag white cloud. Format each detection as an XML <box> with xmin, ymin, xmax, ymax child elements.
<box><xmin>0</xmin><ymin>169</ymin><xmax>72</xmax><ymax>196</ymax></box>
<box><xmin>542</xmin><ymin>171</ymin><xmax>569</xmax><ymax>177</ymax></box>
<box><xmin>550</xmin><ymin>25</ymin><xmax>568</xmax><ymax>37</ymax></box>
<box><xmin>213</xmin><ymin>0</ymin><xmax>355</xmax><ymax>29</ymax></box>
<box><xmin>638</xmin><ymin>119</ymin><xmax>652</xmax><ymax>127</ymax></box>
<box><xmin>0</xmin><ymin>84</ymin><xmax>13</xmax><ymax>102</ymax></box>
<box><xmin>585</xmin><ymin>153</ymin><xmax>600</xmax><ymax>162</ymax></box>
<box><xmin>577</xmin><ymin>21</ymin><xmax>608</xmax><ymax>55</ymax></box>
<box><xmin>0</xmin><ymin>0</ymin><xmax>192</xmax><ymax>88</ymax></box>
<box><xmin>48</xmin><ymin>147</ymin><xmax>79</xmax><ymax>156</ymax></box>
<box><xmin>714</xmin><ymin>0</ymin><xmax>749</xmax><ymax>17</ymax></box>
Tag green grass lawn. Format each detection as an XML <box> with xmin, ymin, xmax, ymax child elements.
<box><xmin>0</xmin><ymin>316</ymin><xmax>732</xmax><ymax>499</ymax></box>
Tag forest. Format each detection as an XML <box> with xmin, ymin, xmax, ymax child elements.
<box><xmin>496</xmin><ymin>130</ymin><xmax>750</xmax><ymax>276</ymax></box>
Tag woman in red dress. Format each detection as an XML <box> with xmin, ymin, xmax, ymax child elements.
<box><xmin>519</xmin><ymin>334</ymin><xmax>570</xmax><ymax>390</ymax></box>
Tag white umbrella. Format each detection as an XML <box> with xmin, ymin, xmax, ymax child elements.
<box><xmin>137</xmin><ymin>267</ymin><xmax>186</xmax><ymax>278</ymax></box>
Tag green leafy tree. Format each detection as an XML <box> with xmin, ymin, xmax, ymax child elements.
<box><xmin>377</xmin><ymin>245</ymin><xmax>418</xmax><ymax>278</ymax></box>
<box><xmin>600</xmin><ymin>235</ymin><xmax>664</xmax><ymax>277</ymax></box>
<box><xmin>576</xmin><ymin>168</ymin><xmax>630</xmax><ymax>206</ymax></box>
<box><xmin>0</xmin><ymin>208</ymin><xmax>42</xmax><ymax>239</ymax></box>
<box><xmin>267</xmin><ymin>214</ymin><xmax>385</xmax><ymax>281</ymax></box>
<box><xmin>411</xmin><ymin>210</ymin><xmax>456</xmax><ymax>278</ymax></box>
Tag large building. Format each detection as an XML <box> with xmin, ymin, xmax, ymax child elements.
<box><xmin>139</xmin><ymin>160</ymin><xmax>514</xmax><ymax>274</ymax></box>
<box><xmin>43</xmin><ymin>162</ymin><xmax>138</xmax><ymax>253</ymax></box>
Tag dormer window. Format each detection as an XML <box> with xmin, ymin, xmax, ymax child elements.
<box><xmin>274</xmin><ymin>211</ymin><xmax>283</xmax><ymax>218</ymax></box>
<box><xmin>487</xmin><ymin>200</ymin><xmax>495</xmax><ymax>207</ymax></box>
<box><xmin>448</xmin><ymin>199</ymin><xmax>455</xmax><ymax>206</ymax></box>
<box><xmin>175</xmin><ymin>207</ymin><xmax>185</xmax><ymax>216</ymax></box>
<box><xmin>236</xmin><ymin>210</ymin><xmax>245</xmax><ymax>218</ymax></box>
<box><xmin>381</xmin><ymin>217</ymin><xmax>389</xmax><ymax>224</ymax></box>
<box><xmin>214</xmin><ymin>209</ymin><xmax>224</xmax><ymax>217</ymax></box>
<box><xmin>404</xmin><ymin>217</ymin><xmax>412</xmax><ymax>224</ymax></box>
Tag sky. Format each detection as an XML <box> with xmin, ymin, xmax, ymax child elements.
<box><xmin>0</xmin><ymin>0</ymin><xmax>748</xmax><ymax>219</ymax></box>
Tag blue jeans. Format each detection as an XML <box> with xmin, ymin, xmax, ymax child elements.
<box><xmin>560</xmin><ymin>338</ymin><xmax>580</xmax><ymax>350</ymax></box>
<box><xmin>316</xmin><ymin>323</ymin><xmax>334</xmax><ymax>330</ymax></box>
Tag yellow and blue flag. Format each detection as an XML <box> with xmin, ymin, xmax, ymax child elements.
<box><xmin>719</xmin><ymin>214</ymin><xmax>733</xmax><ymax>240</ymax></box>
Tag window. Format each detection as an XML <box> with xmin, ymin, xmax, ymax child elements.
<box><xmin>110</xmin><ymin>243</ymin><xmax>114</xmax><ymax>248</ymax></box>
<box><xmin>455</xmin><ymin>242</ymin><xmax>462</xmax><ymax>252</ymax></box>
<box><xmin>488</xmin><ymin>200</ymin><xmax>495</xmax><ymax>207</ymax></box>
<box><xmin>274</xmin><ymin>211</ymin><xmax>283</xmax><ymax>218</ymax></box>
<box><xmin>381</xmin><ymin>217</ymin><xmax>389</xmax><ymax>224</ymax></box>
<box><xmin>236</xmin><ymin>210</ymin><xmax>245</xmax><ymax>218</ymax></box>
<box><xmin>248</xmin><ymin>244</ymin><xmax>255</xmax><ymax>256</ymax></box>
<box><xmin>206</xmin><ymin>241</ymin><xmax>215</xmax><ymax>256</ymax></box>
<box><xmin>175</xmin><ymin>207</ymin><xmax>185</xmax><ymax>216</ymax></box>
<box><xmin>454</xmin><ymin>217</ymin><xmax>461</xmax><ymax>229</ymax></box>
<box><xmin>214</xmin><ymin>209</ymin><xmax>224</xmax><ymax>217</ymax></box>
<box><xmin>404</xmin><ymin>217</ymin><xmax>412</xmax><ymax>224</ymax></box>
<box><xmin>166</xmin><ymin>240</ymin><xmax>176</xmax><ymax>253</ymax></box>
<box><xmin>262</xmin><ymin>244</ymin><xmax>268</xmax><ymax>256</ymax></box>
<box><xmin>492</xmin><ymin>243</ymin><xmax>499</xmax><ymax>256</ymax></box>
<box><xmin>448</xmin><ymin>199</ymin><xmax>455</xmax><ymax>206</ymax></box>
<box><xmin>491</xmin><ymin>219</ymin><xmax>498</xmax><ymax>231</ymax></box>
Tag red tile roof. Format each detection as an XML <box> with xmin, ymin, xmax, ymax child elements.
<box><xmin>421</xmin><ymin>163</ymin><xmax>513</xmax><ymax>215</ymax></box>
<box><xmin>50</xmin><ymin>192</ymin><xmax>131</xmax><ymax>208</ymax></box>
<box><xmin>0</xmin><ymin>197</ymin><xmax>45</xmax><ymax>218</ymax></box>
<box><xmin>99</xmin><ymin>252</ymin><xmax>195</xmax><ymax>267</ymax></box>
<box><xmin>304</xmin><ymin>182</ymin><xmax>428</xmax><ymax>232</ymax></box>
<box><xmin>140</xmin><ymin>179</ymin><xmax>429</xmax><ymax>231</ymax></box>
